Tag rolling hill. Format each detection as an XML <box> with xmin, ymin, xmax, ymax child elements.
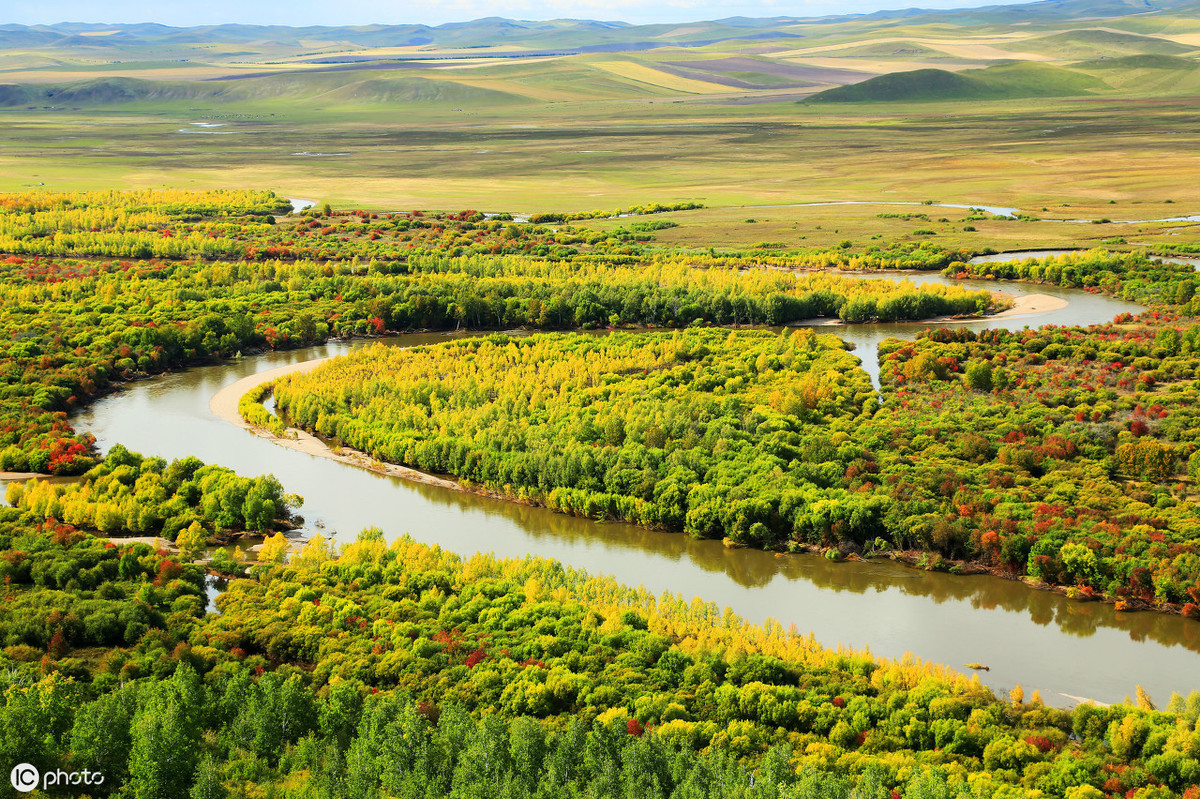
<box><xmin>806</xmin><ymin>61</ymin><xmax>1106</xmax><ymax>102</ymax></box>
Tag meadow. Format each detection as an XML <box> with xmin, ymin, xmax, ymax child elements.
<box><xmin>5</xmin><ymin>98</ymin><xmax>1200</xmax><ymax>231</ymax></box>
<box><xmin>3</xmin><ymin>8</ymin><xmax>1200</xmax><ymax>227</ymax></box>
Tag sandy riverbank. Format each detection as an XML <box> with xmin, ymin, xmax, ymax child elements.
<box><xmin>988</xmin><ymin>291</ymin><xmax>1069</xmax><ymax>319</ymax></box>
<box><xmin>209</xmin><ymin>360</ymin><xmax>463</xmax><ymax>492</ymax></box>
<box><xmin>0</xmin><ymin>471</ymin><xmax>48</xmax><ymax>481</ymax></box>
<box><xmin>790</xmin><ymin>290</ymin><xmax>1068</xmax><ymax>328</ymax></box>
<box><xmin>914</xmin><ymin>291</ymin><xmax>1069</xmax><ymax>327</ymax></box>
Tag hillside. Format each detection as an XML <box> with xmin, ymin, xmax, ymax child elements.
<box><xmin>1022</xmin><ymin>28</ymin><xmax>1199</xmax><ymax>58</ymax></box>
<box><xmin>807</xmin><ymin>61</ymin><xmax>1105</xmax><ymax>102</ymax></box>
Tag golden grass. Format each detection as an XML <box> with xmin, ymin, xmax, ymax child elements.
<box><xmin>779</xmin><ymin>56</ymin><xmax>970</xmax><ymax>74</ymax></box>
<box><xmin>571</xmin><ymin>202</ymin><xmax>1200</xmax><ymax>253</ymax></box>
<box><xmin>432</xmin><ymin>75</ymin><xmax>587</xmax><ymax>103</ymax></box>
<box><xmin>587</xmin><ymin>60</ymin><xmax>740</xmax><ymax>94</ymax></box>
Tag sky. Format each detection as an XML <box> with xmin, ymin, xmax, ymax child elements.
<box><xmin>5</xmin><ymin>0</ymin><xmax>1022</xmax><ymax>27</ymax></box>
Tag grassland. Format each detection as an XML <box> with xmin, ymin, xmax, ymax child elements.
<box><xmin>2</xmin><ymin>5</ymin><xmax>1200</xmax><ymax>253</ymax></box>
<box><xmin>571</xmin><ymin>202</ymin><xmax>1200</xmax><ymax>255</ymax></box>
<box><xmin>5</xmin><ymin>96</ymin><xmax>1200</xmax><ymax>255</ymax></box>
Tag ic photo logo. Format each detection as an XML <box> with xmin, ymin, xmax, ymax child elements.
<box><xmin>9</xmin><ymin>762</ymin><xmax>104</xmax><ymax>793</ymax></box>
<box><xmin>9</xmin><ymin>764</ymin><xmax>38</xmax><ymax>793</ymax></box>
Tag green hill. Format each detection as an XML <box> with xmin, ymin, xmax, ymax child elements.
<box><xmin>1024</xmin><ymin>28</ymin><xmax>1196</xmax><ymax>59</ymax></box>
<box><xmin>1077</xmin><ymin>53</ymin><xmax>1199</xmax><ymax>69</ymax></box>
<box><xmin>317</xmin><ymin>76</ymin><xmax>525</xmax><ymax>105</ymax></box>
<box><xmin>0</xmin><ymin>84</ymin><xmax>33</xmax><ymax>106</ymax></box>
<box><xmin>39</xmin><ymin>77</ymin><xmax>211</xmax><ymax>104</ymax></box>
<box><xmin>971</xmin><ymin>60</ymin><xmax>1107</xmax><ymax>94</ymax></box>
<box><xmin>1071</xmin><ymin>53</ymin><xmax>1200</xmax><ymax>93</ymax></box>
<box><xmin>807</xmin><ymin>62</ymin><xmax>1103</xmax><ymax>102</ymax></box>
<box><xmin>806</xmin><ymin>68</ymin><xmax>984</xmax><ymax>102</ymax></box>
<box><xmin>0</xmin><ymin>73</ymin><xmax>529</xmax><ymax>108</ymax></box>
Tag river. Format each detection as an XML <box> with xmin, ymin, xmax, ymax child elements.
<box><xmin>70</xmin><ymin>274</ymin><xmax>1198</xmax><ymax>708</ymax></box>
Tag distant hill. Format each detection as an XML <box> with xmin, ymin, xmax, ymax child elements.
<box><xmin>1022</xmin><ymin>28</ymin><xmax>1197</xmax><ymax>58</ymax></box>
<box><xmin>316</xmin><ymin>77</ymin><xmax>524</xmax><ymax>105</ymax></box>
<box><xmin>808</xmin><ymin>62</ymin><xmax>1105</xmax><ymax>102</ymax></box>
<box><xmin>855</xmin><ymin>0</ymin><xmax>1199</xmax><ymax>24</ymax></box>
<box><xmin>0</xmin><ymin>73</ymin><xmax>528</xmax><ymax>108</ymax></box>
<box><xmin>807</xmin><ymin>69</ymin><xmax>983</xmax><ymax>102</ymax></box>
<box><xmin>2</xmin><ymin>0</ymin><xmax>1200</xmax><ymax>52</ymax></box>
<box><xmin>5</xmin><ymin>0</ymin><xmax>1200</xmax><ymax>110</ymax></box>
<box><xmin>1</xmin><ymin>77</ymin><xmax>212</xmax><ymax>106</ymax></box>
<box><xmin>1078</xmin><ymin>53</ymin><xmax>1199</xmax><ymax>69</ymax></box>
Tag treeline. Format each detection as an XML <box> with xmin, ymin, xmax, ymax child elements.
<box><xmin>352</xmin><ymin>263</ymin><xmax>995</xmax><ymax>330</ymax></box>
<box><xmin>3</xmin><ymin>515</ymin><xmax>1199</xmax><ymax>798</ymax></box>
<box><xmin>0</xmin><ymin>189</ymin><xmax>996</xmax><ymax>473</ymax></box>
<box><xmin>0</xmin><ymin>188</ymin><xmax>289</xmax><ymax>260</ymax></box>
<box><xmin>6</xmin><ymin>444</ymin><xmax>297</xmax><ymax>540</ymax></box>
<box><xmin>527</xmin><ymin>201</ymin><xmax>705</xmax><ymax>223</ymax></box>
<box><xmin>266</xmin><ymin>313</ymin><xmax>1200</xmax><ymax>611</ymax></box>
<box><xmin>0</xmin><ymin>188</ymin><xmax>292</xmax><ymax>217</ymax></box>
<box><xmin>947</xmin><ymin>249</ymin><xmax>1199</xmax><ymax>309</ymax></box>
<box><xmin>0</xmin><ymin>190</ymin><xmax>973</xmax><ymax>269</ymax></box>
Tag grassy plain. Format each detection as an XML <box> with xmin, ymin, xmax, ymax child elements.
<box><xmin>2</xmin><ymin>8</ymin><xmax>1200</xmax><ymax>252</ymax></box>
<box><xmin>574</xmin><ymin>202</ymin><xmax>1200</xmax><ymax>254</ymax></box>
<box><xmin>5</xmin><ymin>96</ymin><xmax>1200</xmax><ymax>252</ymax></box>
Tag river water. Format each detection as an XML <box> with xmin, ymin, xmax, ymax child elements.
<box><xmin>70</xmin><ymin>275</ymin><xmax>1198</xmax><ymax>707</ymax></box>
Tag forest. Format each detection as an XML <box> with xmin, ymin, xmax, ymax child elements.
<box><xmin>3</xmin><ymin>512</ymin><xmax>1200</xmax><ymax>799</ymax></box>
<box><xmin>270</xmin><ymin>329</ymin><xmax>878</xmax><ymax>543</ymax></box>
<box><xmin>0</xmin><ymin>189</ymin><xmax>996</xmax><ymax>474</ymax></box>
<box><xmin>2</xmin><ymin>188</ymin><xmax>1200</xmax><ymax>797</ymax></box>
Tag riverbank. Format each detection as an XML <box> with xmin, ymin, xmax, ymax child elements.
<box><xmin>920</xmin><ymin>291</ymin><xmax>1068</xmax><ymax>326</ymax></box>
<box><xmin>988</xmin><ymin>291</ymin><xmax>1069</xmax><ymax>319</ymax></box>
<box><xmin>0</xmin><ymin>471</ymin><xmax>48</xmax><ymax>481</ymax></box>
<box><xmin>211</xmin><ymin>361</ymin><xmax>464</xmax><ymax>493</ymax></box>
<box><xmin>220</xmin><ymin>332</ymin><xmax>1197</xmax><ymax>631</ymax></box>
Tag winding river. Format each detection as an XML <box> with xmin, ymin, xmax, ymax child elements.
<box><xmin>69</xmin><ymin>272</ymin><xmax>1200</xmax><ymax>708</ymax></box>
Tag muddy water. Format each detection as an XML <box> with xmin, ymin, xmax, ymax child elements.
<box><xmin>799</xmin><ymin>271</ymin><xmax>1142</xmax><ymax>387</ymax></box>
<box><xmin>71</xmin><ymin>278</ymin><xmax>1198</xmax><ymax>707</ymax></box>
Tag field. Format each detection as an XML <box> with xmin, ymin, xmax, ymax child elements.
<box><xmin>2</xmin><ymin>6</ymin><xmax>1200</xmax><ymax>242</ymax></box>
<box><xmin>573</xmin><ymin>201</ymin><xmax>1200</xmax><ymax>255</ymax></box>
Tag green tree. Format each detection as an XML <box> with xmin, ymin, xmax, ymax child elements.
<box><xmin>69</xmin><ymin>683</ymin><xmax>138</xmax><ymax>786</ymax></box>
<box><xmin>127</xmin><ymin>667</ymin><xmax>203</xmax><ymax>799</ymax></box>
<box><xmin>965</xmin><ymin>360</ymin><xmax>993</xmax><ymax>392</ymax></box>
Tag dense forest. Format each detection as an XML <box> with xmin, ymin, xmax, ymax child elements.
<box><xmin>3</xmin><ymin>188</ymin><xmax>1200</xmax><ymax>796</ymax></box>
<box><xmin>3</xmin><ymin>512</ymin><xmax>1200</xmax><ymax>798</ymax></box>
<box><xmin>0</xmin><ymin>190</ymin><xmax>994</xmax><ymax>474</ymax></box>
<box><xmin>6</xmin><ymin>444</ymin><xmax>299</xmax><ymax>540</ymax></box>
